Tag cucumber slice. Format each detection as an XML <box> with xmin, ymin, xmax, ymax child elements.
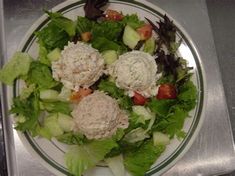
<box><xmin>44</xmin><ymin>114</ymin><xmax>64</xmax><ymax>137</ymax></box>
<box><xmin>102</xmin><ymin>50</ymin><xmax>118</xmax><ymax>65</ymax></box>
<box><xmin>132</xmin><ymin>105</ymin><xmax>154</xmax><ymax>120</ymax></box>
<box><xmin>57</xmin><ymin>113</ymin><xmax>75</xmax><ymax>132</ymax></box>
<box><xmin>58</xmin><ymin>86</ymin><xmax>71</xmax><ymax>102</ymax></box>
<box><xmin>123</xmin><ymin>25</ymin><xmax>141</xmax><ymax>49</ymax></box>
<box><xmin>143</xmin><ymin>37</ymin><xmax>156</xmax><ymax>55</ymax></box>
<box><xmin>47</xmin><ymin>48</ymin><xmax>61</xmax><ymax>62</ymax></box>
<box><xmin>153</xmin><ymin>132</ymin><xmax>170</xmax><ymax>146</ymax></box>
<box><xmin>40</xmin><ymin>89</ymin><xmax>59</xmax><ymax>102</ymax></box>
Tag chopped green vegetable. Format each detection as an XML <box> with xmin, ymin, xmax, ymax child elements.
<box><xmin>121</xmin><ymin>14</ymin><xmax>145</xmax><ymax>29</ymax></box>
<box><xmin>153</xmin><ymin>132</ymin><xmax>170</xmax><ymax>146</ymax></box>
<box><xmin>177</xmin><ymin>80</ymin><xmax>197</xmax><ymax>111</ymax></box>
<box><xmin>44</xmin><ymin>113</ymin><xmax>64</xmax><ymax>137</ymax></box>
<box><xmin>124</xmin><ymin>140</ymin><xmax>166</xmax><ymax>176</ymax></box>
<box><xmin>123</xmin><ymin>127</ymin><xmax>150</xmax><ymax>143</ymax></box>
<box><xmin>46</xmin><ymin>11</ymin><xmax>76</xmax><ymax>37</ymax></box>
<box><xmin>143</xmin><ymin>37</ymin><xmax>156</xmax><ymax>55</ymax></box>
<box><xmin>65</xmin><ymin>139</ymin><xmax>117</xmax><ymax>176</ymax></box>
<box><xmin>92</xmin><ymin>37</ymin><xmax>127</xmax><ymax>54</ymax></box>
<box><xmin>132</xmin><ymin>106</ymin><xmax>154</xmax><ymax>121</ymax></box>
<box><xmin>42</xmin><ymin>101</ymin><xmax>72</xmax><ymax>115</ymax></box>
<box><xmin>19</xmin><ymin>84</ymin><xmax>36</xmax><ymax>100</ymax></box>
<box><xmin>26</xmin><ymin>61</ymin><xmax>58</xmax><ymax>89</ymax></box>
<box><xmin>56</xmin><ymin>132</ymin><xmax>86</xmax><ymax>145</ymax></box>
<box><xmin>98</xmin><ymin>79</ymin><xmax>132</xmax><ymax>110</ymax></box>
<box><xmin>76</xmin><ymin>16</ymin><xmax>94</xmax><ymax>34</ymax></box>
<box><xmin>92</xmin><ymin>21</ymin><xmax>124</xmax><ymax>41</ymax></box>
<box><xmin>0</xmin><ymin>52</ymin><xmax>32</xmax><ymax>85</ymax></box>
<box><xmin>102</xmin><ymin>50</ymin><xmax>118</xmax><ymax>65</ymax></box>
<box><xmin>57</xmin><ymin>113</ymin><xmax>75</xmax><ymax>132</ymax></box>
<box><xmin>123</xmin><ymin>25</ymin><xmax>141</xmax><ymax>49</ymax></box>
<box><xmin>147</xmin><ymin>99</ymin><xmax>176</xmax><ymax>117</ymax></box>
<box><xmin>10</xmin><ymin>91</ymin><xmax>40</xmax><ymax>132</ymax></box>
<box><xmin>35</xmin><ymin>22</ymin><xmax>70</xmax><ymax>51</ymax></box>
<box><xmin>47</xmin><ymin>48</ymin><xmax>61</xmax><ymax>62</ymax></box>
<box><xmin>106</xmin><ymin>155</ymin><xmax>125</xmax><ymax>176</ymax></box>
<box><xmin>38</xmin><ymin>41</ymin><xmax>50</xmax><ymax>65</ymax></box>
<box><xmin>39</xmin><ymin>89</ymin><xmax>59</xmax><ymax>102</ymax></box>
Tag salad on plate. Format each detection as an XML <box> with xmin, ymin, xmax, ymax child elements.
<box><xmin>0</xmin><ymin>0</ymin><xmax>197</xmax><ymax>176</ymax></box>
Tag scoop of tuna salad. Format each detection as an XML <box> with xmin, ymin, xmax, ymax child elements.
<box><xmin>52</xmin><ymin>42</ymin><xmax>104</xmax><ymax>91</ymax></box>
<box><xmin>72</xmin><ymin>91</ymin><xmax>129</xmax><ymax>139</ymax></box>
<box><xmin>109</xmin><ymin>51</ymin><xmax>158</xmax><ymax>97</ymax></box>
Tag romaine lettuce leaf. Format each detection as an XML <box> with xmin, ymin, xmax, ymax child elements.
<box><xmin>35</xmin><ymin>22</ymin><xmax>70</xmax><ymax>51</ymax></box>
<box><xmin>10</xmin><ymin>91</ymin><xmax>40</xmax><ymax>132</ymax></box>
<box><xmin>65</xmin><ymin>139</ymin><xmax>117</xmax><ymax>176</ymax></box>
<box><xmin>98</xmin><ymin>79</ymin><xmax>132</xmax><ymax>110</ymax></box>
<box><xmin>46</xmin><ymin>11</ymin><xmax>76</xmax><ymax>37</ymax></box>
<box><xmin>0</xmin><ymin>52</ymin><xmax>32</xmax><ymax>85</ymax></box>
<box><xmin>147</xmin><ymin>99</ymin><xmax>176</xmax><ymax>117</ymax></box>
<box><xmin>121</xmin><ymin>14</ymin><xmax>145</xmax><ymax>29</ymax></box>
<box><xmin>76</xmin><ymin>16</ymin><xmax>94</xmax><ymax>34</ymax></box>
<box><xmin>41</xmin><ymin>101</ymin><xmax>72</xmax><ymax>115</ymax></box>
<box><xmin>92</xmin><ymin>21</ymin><xmax>124</xmax><ymax>41</ymax></box>
<box><xmin>56</xmin><ymin>132</ymin><xmax>86</xmax><ymax>145</ymax></box>
<box><xmin>38</xmin><ymin>41</ymin><xmax>50</xmax><ymax>66</ymax></box>
<box><xmin>124</xmin><ymin>140</ymin><xmax>165</xmax><ymax>176</ymax></box>
<box><xmin>92</xmin><ymin>37</ymin><xmax>127</xmax><ymax>54</ymax></box>
<box><xmin>106</xmin><ymin>155</ymin><xmax>125</xmax><ymax>176</ymax></box>
<box><xmin>26</xmin><ymin>61</ymin><xmax>58</xmax><ymax>89</ymax></box>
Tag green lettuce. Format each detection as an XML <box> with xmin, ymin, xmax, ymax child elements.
<box><xmin>76</xmin><ymin>16</ymin><xmax>94</xmax><ymax>34</ymax></box>
<box><xmin>35</xmin><ymin>22</ymin><xmax>70</xmax><ymax>51</ymax></box>
<box><xmin>46</xmin><ymin>11</ymin><xmax>76</xmax><ymax>37</ymax></box>
<box><xmin>65</xmin><ymin>139</ymin><xmax>117</xmax><ymax>176</ymax></box>
<box><xmin>121</xmin><ymin>14</ymin><xmax>145</xmax><ymax>29</ymax></box>
<box><xmin>92</xmin><ymin>21</ymin><xmax>124</xmax><ymax>41</ymax></box>
<box><xmin>38</xmin><ymin>41</ymin><xmax>50</xmax><ymax>66</ymax></box>
<box><xmin>26</xmin><ymin>61</ymin><xmax>58</xmax><ymax>89</ymax></box>
<box><xmin>98</xmin><ymin>79</ymin><xmax>132</xmax><ymax>110</ymax></box>
<box><xmin>41</xmin><ymin>101</ymin><xmax>72</xmax><ymax>115</ymax></box>
<box><xmin>124</xmin><ymin>140</ymin><xmax>165</xmax><ymax>176</ymax></box>
<box><xmin>10</xmin><ymin>91</ymin><xmax>40</xmax><ymax>132</ymax></box>
<box><xmin>0</xmin><ymin>52</ymin><xmax>32</xmax><ymax>85</ymax></box>
<box><xmin>56</xmin><ymin>132</ymin><xmax>86</xmax><ymax>145</ymax></box>
<box><xmin>92</xmin><ymin>37</ymin><xmax>127</xmax><ymax>54</ymax></box>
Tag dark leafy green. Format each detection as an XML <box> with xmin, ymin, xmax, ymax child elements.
<box><xmin>92</xmin><ymin>21</ymin><xmax>124</xmax><ymax>41</ymax></box>
<box><xmin>122</xmin><ymin>14</ymin><xmax>145</xmax><ymax>29</ymax></box>
<box><xmin>42</xmin><ymin>101</ymin><xmax>72</xmax><ymax>115</ymax></box>
<box><xmin>91</xmin><ymin>37</ymin><xmax>127</xmax><ymax>53</ymax></box>
<box><xmin>124</xmin><ymin>140</ymin><xmax>165</xmax><ymax>176</ymax></box>
<box><xmin>35</xmin><ymin>22</ymin><xmax>70</xmax><ymax>51</ymax></box>
<box><xmin>56</xmin><ymin>132</ymin><xmax>87</xmax><ymax>145</ymax></box>
<box><xmin>10</xmin><ymin>92</ymin><xmax>40</xmax><ymax>132</ymax></box>
<box><xmin>98</xmin><ymin>79</ymin><xmax>132</xmax><ymax>110</ymax></box>
<box><xmin>76</xmin><ymin>16</ymin><xmax>94</xmax><ymax>34</ymax></box>
<box><xmin>26</xmin><ymin>61</ymin><xmax>58</xmax><ymax>89</ymax></box>
<box><xmin>46</xmin><ymin>11</ymin><xmax>76</xmax><ymax>37</ymax></box>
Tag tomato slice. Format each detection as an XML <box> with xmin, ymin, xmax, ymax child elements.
<box><xmin>132</xmin><ymin>92</ymin><xmax>147</xmax><ymax>105</ymax></box>
<box><xmin>136</xmin><ymin>24</ymin><xmax>153</xmax><ymax>40</ymax></box>
<box><xmin>70</xmin><ymin>88</ymin><xmax>93</xmax><ymax>102</ymax></box>
<box><xmin>157</xmin><ymin>84</ymin><xmax>177</xmax><ymax>99</ymax></box>
<box><xmin>105</xmin><ymin>9</ymin><xmax>124</xmax><ymax>21</ymax></box>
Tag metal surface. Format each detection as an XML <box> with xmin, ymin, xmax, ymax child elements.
<box><xmin>2</xmin><ymin>0</ymin><xmax>235</xmax><ymax>176</ymax></box>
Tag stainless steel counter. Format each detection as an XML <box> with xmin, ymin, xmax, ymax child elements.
<box><xmin>2</xmin><ymin>0</ymin><xmax>235</xmax><ymax>176</ymax></box>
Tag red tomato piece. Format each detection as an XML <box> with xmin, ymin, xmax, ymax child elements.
<box><xmin>136</xmin><ymin>24</ymin><xmax>153</xmax><ymax>40</ymax></box>
<box><xmin>132</xmin><ymin>92</ymin><xmax>147</xmax><ymax>105</ymax></box>
<box><xmin>70</xmin><ymin>88</ymin><xmax>93</xmax><ymax>102</ymax></box>
<box><xmin>105</xmin><ymin>9</ymin><xmax>124</xmax><ymax>21</ymax></box>
<box><xmin>157</xmin><ymin>84</ymin><xmax>177</xmax><ymax>99</ymax></box>
<box><xmin>81</xmin><ymin>32</ymin><xmax>92</xmax><ymax>42</ymax></box>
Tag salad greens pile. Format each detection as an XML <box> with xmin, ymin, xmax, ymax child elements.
<box><xmin>0</xmin><ymin>0</ymin><xmax>197</xmax><ymax>176</ymax></box>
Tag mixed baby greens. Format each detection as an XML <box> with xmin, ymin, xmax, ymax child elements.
<box><xmin>0</xmin><ymin>0</ymin><xmax>197</xmax><ymax>176</ymax></box>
